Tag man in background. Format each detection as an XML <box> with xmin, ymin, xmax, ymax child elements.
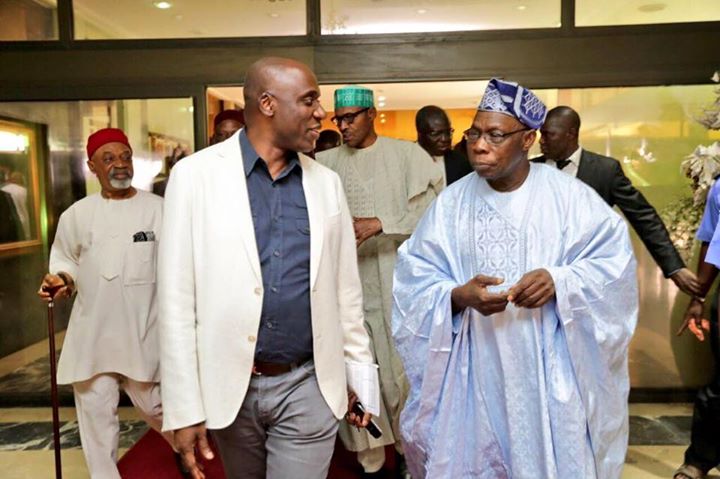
<box><xmin>0</xmin><ymin>189</ymin><xmax>20</xmax><ymax>242</ymax></box>
<box><xmin>316</xmin><ymin>129</ymin><xmax>342</xmax><ymax>153</ymax></box>
<box><xmin>534</xmin><ymin>106</ymin><xmax>700</xmax><ymax>296</ymax></box>
<box><xmin>209</xmin><ymin>108</ymin><xmax>245</xmax><ymax>145</ymax></box>
<box><xmin>152</xmin><ymin>145</ymin><xmax>188</xmax><ymax>197</ymax></box>
<box><xmin>416</xmin><ymin>105</ymin><xmax>473</xmax><ymax>186</ymax></box>
<box><xmin>317</xmin><ymin>85</ymin><xmax>442</xmax><ymax>477</ymax></box>
<box><xmin>0</xmin><ymin>164</ymin><xmax>29</xmax><ymax>239</ymax></box>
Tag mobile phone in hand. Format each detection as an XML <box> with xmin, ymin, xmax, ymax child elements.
<box><xmin>351</xmin><ymin>401</ymin><xmax>383</xmax><ymax>439</ymax></box>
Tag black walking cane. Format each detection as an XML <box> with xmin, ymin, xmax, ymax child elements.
<box><xmin>43</xmin><ymin>284</ymin><xmax>63</xmax><ymax>479</ymax></box>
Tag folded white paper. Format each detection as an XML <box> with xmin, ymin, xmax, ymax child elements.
<box><xmin>345</xmin><ymin>360</ymin><xmax>381</xmax><ymax>417</ymax></box>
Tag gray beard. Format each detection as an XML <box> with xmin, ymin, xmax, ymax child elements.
<box><xmin>109</xmin><ymin>177</ymin><xmax>132</xmax><ymax>189</ymax></box>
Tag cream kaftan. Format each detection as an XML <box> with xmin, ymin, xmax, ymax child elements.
<box><xmin>317</xmin><ymin>136</ymin><xmax>443</xmax><ymax>451</ymax></box>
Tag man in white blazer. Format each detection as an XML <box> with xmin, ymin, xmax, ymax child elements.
<box><xmin>158</xmin><ymin>57</ymin><xmax>377</xmax><ymax>479</ymax></box>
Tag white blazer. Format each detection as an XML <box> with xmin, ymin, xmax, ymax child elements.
<box><xmin>158</xmin><ymin>131</ymin><xmax>374</xmax><ymax>431</ymax></box>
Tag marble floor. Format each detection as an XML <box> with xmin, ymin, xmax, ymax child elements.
<box><xmin>1</xmin><ymin>338</ymin><xmax>720</xmax><ymax>478</ymax></box>
<box><xmin>0</xmin><ymin>407</ymin><xmax>142</xmax><ymax>479</ymax></box>
<box><xmin>0</xmin><ymin>404</ymin><xmax>718</xmax><ymax>478</ymax></box>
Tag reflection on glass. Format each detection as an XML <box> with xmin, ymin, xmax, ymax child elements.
<box><xmin>0</xmin><ymin>0</ymin><xmax>58</xmax><ymax>41</ymax></box>
<box><xmin>321</xmin><ymin>0</ymin><xmax>560</xmax><ymax>34</ymax></box>
<box><xmin>0</xmin><ymin>124</ymin><xmax>36</xmax><ymax>244</ymax></box>
<box><xmin>73</xmin><ymin>0</ymin><xmax>306</xmax><ymax>39</ymax></box>
<box><xmin>576</xmin><ymin>0</ymin><xmax>720</xmax><ymax>26</ymax></box>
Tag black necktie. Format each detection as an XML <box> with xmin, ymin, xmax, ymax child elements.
<box><xmin>556</xmin><ymin>159</ymin><xmax>571</xmax><ymax>170</ymax></box>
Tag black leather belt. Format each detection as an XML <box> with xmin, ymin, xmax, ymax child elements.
<box><xmin>252</xmin><ymin>360</ymin><xmax>307</xmax><ymax>377</ymax></box>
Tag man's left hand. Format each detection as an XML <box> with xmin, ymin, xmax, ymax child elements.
<box><xmin>345</xmin><ymin>391</ymin><xmax>371</xmax><ymax>428</ymax></box>
<box><xmin>508</xmin><ymin>269</ymin><xmax>556</xmax><ymax>308</ymax></box>
<box><xmin>353</xmin><ymin>217</ymin><xmax>382</xmax><ymax>247</ymax></box>
<box><xmin>670</xmin><ymin>268</ymin><xmax>702</xmax><ymax>297</ymax></box>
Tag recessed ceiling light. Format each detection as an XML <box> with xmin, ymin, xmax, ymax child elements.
<box><xmin>517</xmin><ymin>5</ymin><xmax>527</xmax><ymax>11</ymax></box>
<box><xmin>378</xmin><ymin>95</ymin><xmax>386</xmax><ymax>101</ymax></box>
<box><xmin>417</xmin><ymin>9</ymin><xmax>427</xmax><ymax>14</ymax></box>
<box><xmin>378</xmin><ymin>102</ymin><xmax>386</xmax><ymax>108</ymax></box>
<box><xmin>153</xmin><ymin>1</ymin><xmax>172</xmax><ymax>9</ymax></box>
<box><xmin>269</xmin><ymin>12</ymin><xmax>280</xmax><ymax>18</ymax></box>
<box><xmin>638</xmin><ymin>3</ymin><xmax>666</xmax><ymax>12</ymax></box>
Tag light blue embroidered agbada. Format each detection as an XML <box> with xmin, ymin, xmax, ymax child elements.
<box><xmin>392</xmin><ymin>164</ymin><xmax>638</xmax><ymax>479</ymax></box>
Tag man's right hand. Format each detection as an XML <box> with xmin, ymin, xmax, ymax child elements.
<box><xmin>37</xmin><ymin>273</ymin><xmax>72</xmax><ymax>302</ymax></box>
<box><xmin>174</xmin><ymin>422</ymin><xmax>214</xmax><ymax>479</ymax></box>
<box><xmin>676</xmin><ymin>298</ymin><xmax>710</xmax><ymax>341</ymax></box>
<box><xmin>670</xmin><ymin>268</ymin><xmax>702</xmax><ymax>297</ymax></box>
<box><xmin>451</xmin><ymin>274</ymin><xmax>509</xmax><ymax>316</ymax></box>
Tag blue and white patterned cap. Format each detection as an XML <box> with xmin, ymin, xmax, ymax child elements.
<box><xmin>478</xmin><ymin>78</ymin><xmax>547</xmax><ymax>130</ymax></box>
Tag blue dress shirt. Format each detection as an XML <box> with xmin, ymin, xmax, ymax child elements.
<box><xmin>240</xmin><ymin>130</ymin><xmax>313</xmax><ymax>363</ymax></box>
<box><xmin>697</xmin><ymin>179</ymin><xmax>720</xmax><ymax>243</ymax></box>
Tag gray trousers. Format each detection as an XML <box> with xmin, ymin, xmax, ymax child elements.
<box><xmin>212</xmin><ymin>361</ymin><xmax>340</xmax><ymax>479</ymax></box>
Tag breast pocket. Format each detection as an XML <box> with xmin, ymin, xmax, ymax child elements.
<box><xmin>123</xmin><ymin>242</ymin><xmax>156</xmax><ymax>286</ymax></box>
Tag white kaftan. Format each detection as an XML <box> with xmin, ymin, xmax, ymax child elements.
<box><xmin>50</xmin><ymin>191</ymin><xmax>163</xmax><ymax>385</ymax></box>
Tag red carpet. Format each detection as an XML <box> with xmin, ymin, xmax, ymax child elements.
<box><xmin>118</xmin><ymin>429</ymin><xmax>397</xmax><ymax>478</ymax></box>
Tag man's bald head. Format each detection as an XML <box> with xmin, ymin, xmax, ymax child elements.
<box><xmin>546</xmin><ymin>106</ymin><xmax>581</xmax><ymax>135</ymax></box>
<box><xmin>243</xmin><ymin>57</ymin><xmax>315</xmax><ymax>118</ymax></box>
<box><xmin>416</xmin><ymin>105</ymin><xmax>453</xmax><ymax>157</ymax></box>
<box><xmin>241</xmin><ymin>57</ymin><xmax>325</xmax><ymax>154</ymax></box>
<box><xmin>415</xmin><ymin>105</ymin><xmax>449</xmax><ymax>131</ymax></box>
<box><xmin>539</xmin><ymin>106</ymin><xmax>581</xmax><ymax>161</ymax></box>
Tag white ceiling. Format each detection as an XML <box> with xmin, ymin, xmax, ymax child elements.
<box><xmin>72</xmin><ymin>0</ymin><xmax>306</xmax><ymax>39</ymax></box>
<box><xmin>58</xmin><ymin>0</ymin><xmax>720</xmax><ymax>39</ymax></box>
<box><xmin>575</xmin><ymin>0</ymin><xmax>720</xmax><ymax>26</ymax></box>
<box><xmin>320</xmin><ymin>0</ymin><xmax>560</xmax><ymax>34</ymax></box>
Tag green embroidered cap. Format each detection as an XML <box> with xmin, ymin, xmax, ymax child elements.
<box><xmin>334</xmin><ymin>85</ymin><xmax>374</xmax><ymax>109</ymax></box>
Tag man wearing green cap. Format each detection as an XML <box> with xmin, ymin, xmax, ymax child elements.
<box><xmin>317</xmin><ymin>85</ymin><xmax>443</xmax><ymax>477</ymax></box>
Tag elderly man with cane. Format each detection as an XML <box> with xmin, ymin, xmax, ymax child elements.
<box><xmin>38</xmin><ymin>128</ymin><xmax>176</xmax><ymax>478</ymax></box>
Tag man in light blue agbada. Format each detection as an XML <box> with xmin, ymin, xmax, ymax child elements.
<box><xmin>392</xmin><ymin>78</ymin><xmax>639</xmax><ymax>478</ymax></box>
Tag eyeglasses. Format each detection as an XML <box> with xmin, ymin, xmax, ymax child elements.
<box><xmin>426</xmin><ymin>128</ymin><xmax>454</xmax><ymax>140</ymax></box>
<box><xmin>463</xmin><ymin>127</ymin><xmax>530</xmax><ymax>145</ymax></box>
<box><xmin>331</xmin><ymin>107</ymin><xmax>370</xmax><ymax>127</ymax></box>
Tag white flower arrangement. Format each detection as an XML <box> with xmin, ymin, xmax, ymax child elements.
<box><xmin>681</xmin><ymin>141</ymin><xmax>720</xmax><ymax>207</ymax></box>
<box><xmin>697</xmin><ymin>71</ymin><xmax>720</xmax><ymax>130</ymax></box>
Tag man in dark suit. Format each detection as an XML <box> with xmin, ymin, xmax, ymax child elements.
<box><xmin>533</xmin><ymin>106</ymin><xmax>700</xmax><ymax>296</ymax></box>
<box><xmin>416</xmin><ymin>105</ymin><xmax>473</xmax><ymax>186</ymax></box>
